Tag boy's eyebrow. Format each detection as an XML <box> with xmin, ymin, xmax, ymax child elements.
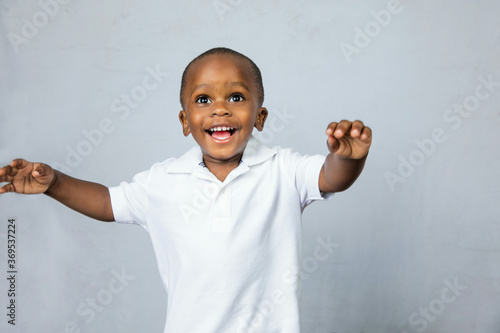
<box><xmin>226</xmin><ymin>81</ymin><xmax>250</xmax><ymax>90</ymax></box>
<box><xmin>190</xmin><ymin>82</ymin><xmax>250</xmax><ymax>96</ymax></box>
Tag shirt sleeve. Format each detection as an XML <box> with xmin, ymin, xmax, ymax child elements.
<box><xmin>108</xmin><ymin>164</ymin><xmax>160</xmax><ymax>229</ymax></box>
<box><xmin>280</xmin><ymin>149</ymin><xmax>335</xmax><ymax>210</ymax></box>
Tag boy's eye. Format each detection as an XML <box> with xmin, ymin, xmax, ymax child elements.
<box><xmin>195</xmin><ymin>96</ymin><xmax>210</xmax><ymax>104</ymax></box>
<box><xmin>229</xmin><ymin>94</ymin><xmax>245</xmax><ymax>102</ymax></box>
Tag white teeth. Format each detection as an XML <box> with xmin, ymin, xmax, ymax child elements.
<box><xmin>209</xmin><ymin>126</ymin><xmax>234</xmax><ymax>132</ymax></box>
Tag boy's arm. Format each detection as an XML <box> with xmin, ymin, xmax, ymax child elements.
<box><xmin>0</xmin><ymin>159</ymin><xmax>114</xmax><ymax>222</ymax></box>
<box><xmin>319</xmin><ymin>120</ymin><xmax>372</xmax><ymax>193</ymax></box>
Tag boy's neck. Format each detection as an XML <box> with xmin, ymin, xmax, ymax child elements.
<box><xmin>203</xmin><ymin>154</ymin><xmax>242</xmax><ymax>182</ymax></box>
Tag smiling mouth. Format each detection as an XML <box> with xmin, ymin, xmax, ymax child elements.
<box><xmin>206</xmin><ymin>126</ymin><xmax>236</xmax><ymax>141</ymax></box>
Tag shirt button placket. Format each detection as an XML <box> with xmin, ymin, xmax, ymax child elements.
<box><xmin>212</xmin><ymin>185</ymin><xmax>231</xmax><ymax>233</ymax></box>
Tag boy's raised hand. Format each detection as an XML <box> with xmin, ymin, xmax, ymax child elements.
<box><xmin>0</xmin><ymin>159</ymin><xmax>55</xmax><ymax>195</ymax></box>
<box><xmin>325</xmin><ymin>120</ymin><xmax>372</xmax><ymax>159</ymax></box>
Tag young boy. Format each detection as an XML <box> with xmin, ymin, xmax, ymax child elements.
<box><xmin>0</xmin><ymin>47</ymin><xmax>371</xmax><ymax>332</ymax></box>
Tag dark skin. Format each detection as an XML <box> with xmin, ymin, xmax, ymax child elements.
<box><xmin>179</xmin><ymin>53</ymin><xmax>372</xmax><ymax>189</ymax></box>
<box><xmin>0</xmin><ymin>160</ymin><xmax>114</xmax><ymax>221</ymax></box>
<box><xmin>0</xmin><ymin>53</ymin><xmax>371</xmax><ymax>222</ymax></box>
<box><xmin>178</xmin><ymin>54</ymin><xmax>268</xmax><ymax>182</ymax></box>
<box><xmin>320</xmin><ymin>120</ymin><xmax>371</xmax><ymax>192</ymax></box>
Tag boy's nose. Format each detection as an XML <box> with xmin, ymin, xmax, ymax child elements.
<box><xmin>212</xmin><ymin>101</ymin><xmax>231</xmax><ymax>117</ymax></box>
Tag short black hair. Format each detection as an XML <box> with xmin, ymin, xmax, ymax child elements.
<box><xmin>179</xmin><ymin>47</ymin><xmax>264</xmax><ymax>109</ymax></box>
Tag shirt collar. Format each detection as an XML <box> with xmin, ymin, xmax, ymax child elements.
<box><xmin>241</xmin><ymin>135</ymin><xmax>277</xmax><ymax>166</ymax></box>
<box><xmin>166</xmin><ymin>135</ymin><xmax>277</xmax><ymax>174</ymax></box>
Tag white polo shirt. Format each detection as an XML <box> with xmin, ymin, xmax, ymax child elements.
<box><xmin>109</xmin><ymin>135</ymin><xmax>333</xmax><ymax>333</ymax></box>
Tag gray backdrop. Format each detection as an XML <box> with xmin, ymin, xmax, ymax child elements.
<box><xmin>1</xmin><ymin>0</ymin><xmax>499</xmax><ymax>332</ymax></box>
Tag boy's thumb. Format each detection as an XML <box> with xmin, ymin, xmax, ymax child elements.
<box><xmin>33</xmin><ymin>164</ymin><xmax>49</xmax><ymax>177</ymax></box>
<box><xmin>327</xmin><ymin>136</ymin><xmax>339</xmax><ymax>153</ymax></box>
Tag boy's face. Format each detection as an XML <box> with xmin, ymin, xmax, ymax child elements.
<box><xmin>179</xmin><ymin>54</ymin><xmax>267</xmax><ymax>165</ymax></box>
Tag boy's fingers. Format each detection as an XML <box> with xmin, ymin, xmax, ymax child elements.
<box><xmin>333</xmin><ymin>120</ymin><xmax>352</xmax><ymax>138</ymax></box>
<box><xmin>360</xmin><ymin>126</ymin><xmax>373</xmax><ymax>142</ymax></box>
<box><xmin>350</xmin><ymin>120</ymin><xmax>364</xmax><ymax>138</ymax></box>
<box><xmin>0</xmin><ymin>165</ymin><xmax>13</xmax><ymax>182</ymax></box>
<box><xmin>326</xmin><ymin>120</ymin><xmax>371</xmax><ymax>143</ymax></box>
<box><xmin>327</xmin><ymin>135</ymin><xmax>340</xmax><ymax>153</ymax></box>
<box><xmin>325</xmin><ymin>122</ymin><xmax>338</xmax><ymax>136</ymax></box>
<box><xmin>11</xmin><ymin>158</ymin><xmax>28</xmax><ymax>169</ymax></box>
<box><xmin>0</xmin><ymin>165</ymin><xmax>8</xmax><ymax>176</ymax></box>
<box><xmin>0</xmin><ymin>183</ymin><xmax>15</xmax><ymax>194</ymax></box>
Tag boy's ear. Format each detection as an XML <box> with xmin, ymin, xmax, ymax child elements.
<box><xmin>178</xmin><ymin>110</ymin><xmax>191</xmax><ymax>136</ymax></box>
<box><xmin>254</xmin><ymin>107</ymin><xmax>268</xmax><ymax>131</ymax></box>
